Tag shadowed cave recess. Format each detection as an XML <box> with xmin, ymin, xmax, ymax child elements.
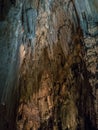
<box><xmin>0</xmin><ymin>0</ymin><xmax>98</xmax><ymax>130</ymax></box>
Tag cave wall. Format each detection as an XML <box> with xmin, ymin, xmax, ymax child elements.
<box><xmin>75</xmin><ymin>0</ymin><xmax>98</xmax><ymax>36</ymax></box>
<box><xmin>0</xmin><ymin>2</ymin><xmax>24</xmax><ymax>129</ymax></box>
<box><xmin>75</xmin><ymin>0</ymin><xmax>98</xmax><ymax>128</ymax></box>
<box><xmin>0</xmin><ymin>0</ymin><xmax>14</xmax><ymax>20</ymax></box>
<box><xmin>0</xmin><ymin>0</ymin><xmax>98</xmax><ymax>130</ymax></box>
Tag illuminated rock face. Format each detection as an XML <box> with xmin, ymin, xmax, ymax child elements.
<box><xmin>0</xmin><ymin>0</ymin><xmax>98</xmax><ymax>130</ymax></box>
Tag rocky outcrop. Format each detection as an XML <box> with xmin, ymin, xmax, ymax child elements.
<box><xmin>0</xmin><ymin>0</ymin><xmax>98</xmax><ymax>130</ymax></box>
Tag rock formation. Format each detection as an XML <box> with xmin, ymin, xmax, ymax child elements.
<box><xmin>0</xmin><ymin>0</ymin><xmax>98</xmax><ymax>130</ymax></box>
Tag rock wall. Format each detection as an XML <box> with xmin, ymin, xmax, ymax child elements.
<box><xmin>84</xmin><ymin>36</ymin><xmax>98</xmax><ymax>128</ymax></box>
<box><xmin>75</xmin><ymin>0</ymin><xmax>98</xmax><ymax>128</ymax></box>
<box><xmin>0</xmin><ymin>0</ymin><xmax>98</xmax><ymax>130</ymax></box>
<box><xmin>75</xmin><ymin>0</ymin><xmax>98</xmax><ymax>36</ymax></box>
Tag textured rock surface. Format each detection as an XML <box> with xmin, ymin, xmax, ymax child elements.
<box><xmin>84</xmin><ymin>36</ymin><xmax>98</xmax><ymax>128</ymax></box>
<box><xmin>0</xmin><ymin>0</ymin><xmax>98</xmax><ymax>130</ymax></box>
<box><xmin>75</xmin><ymin>0</ymin><xmax>98</xmax><ymax>36</ymax></box>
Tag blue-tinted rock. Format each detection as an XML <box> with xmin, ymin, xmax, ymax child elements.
<box><xmin>75</xmin><ymin>0</ymin><xmax>98</xmax><ymax>36</ymax></box>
